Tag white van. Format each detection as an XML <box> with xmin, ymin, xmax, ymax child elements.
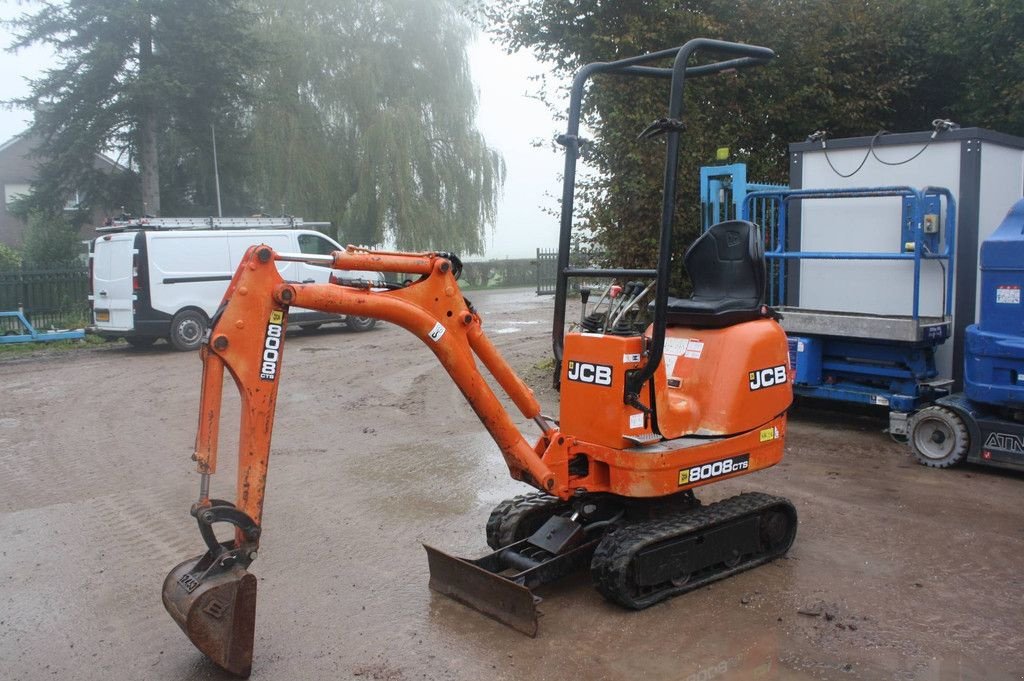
<box><xmin>89</xmin><ymin>228</ymin><xmax>383</xmax><ymax>350</ymax></box>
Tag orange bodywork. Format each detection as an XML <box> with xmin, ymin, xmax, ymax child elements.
<box><xmin>194</xmin><ymin>245</ymin><xmax>792</xmax><ymax>544</ymax></box>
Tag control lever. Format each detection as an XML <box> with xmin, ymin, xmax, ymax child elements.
<box><xmin>579</xmin><ymin>287</ymin><xmax>591</xmax><ymax>327</ymax></box>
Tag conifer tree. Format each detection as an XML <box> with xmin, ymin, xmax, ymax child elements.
<box><xmin>8</xmin><ymin>0</ymin><xmax>257</xmax><ymax>216</ymax></box>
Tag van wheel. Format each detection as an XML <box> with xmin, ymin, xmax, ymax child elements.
<box><xmin>125</xmin><ymin>335</ymin><xmax>158</xmax><ymax>348</ymax></box>
<box><xmin>345</xmin><ymin>316</ymin><xmax>376</xmax><ymax>332</ymax></box>
<box><xmin>169</xmin><ymin>309</ymin><xmax>208</xmax><ymax>351</ymax></box>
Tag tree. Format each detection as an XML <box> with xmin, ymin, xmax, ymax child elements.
<box><xmin>0</xmin><ymin>243</ymin><xmax>21</xmax><ymax>272</ymax></box>
<box><xmin>247</xmin><ymin>0</ymin><xmax>505</xmax><ymax>254</ymax></box>
<box><xmin>20</xmin><ymin>209</ymin><xmax>82</xmax><ymax>267</ymax></box>
<box><xmin>7</xmin><ymin>0</ymin><xmax>259</xmax><ymax>216</ymax></box>
<box><xmin>487</xmin><ymin>0</ymin><xmax>1024</xmax><ymax>274</ymax></box>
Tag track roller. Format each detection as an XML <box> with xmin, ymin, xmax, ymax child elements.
<box><xmin>591</xmin><ymin>492</ymin><xmax>797</xmax><ymax>609</ymax></box>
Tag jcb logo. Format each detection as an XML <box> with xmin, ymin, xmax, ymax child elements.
<box><xmin>567</xmin><ymin>361</ymin><xmax>612</xmax><ymax>386</ymax></box>
<box><xmin>749</xmin><ymin>365</ymin><xmax>787</xmax><ymax>391</ymax></box>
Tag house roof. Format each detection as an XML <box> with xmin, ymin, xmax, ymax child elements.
<box><xmin>0</xmin><ymin>131</ymin><xmax>127</xmax><ymax>172</ymax></box>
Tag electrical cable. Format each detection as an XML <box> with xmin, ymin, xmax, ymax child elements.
<box><xmin>869</xmin><ymin>133</ymin><xmax>933</xmax><ymax>166</ymax></box>
<box><xmin>814</xmin><ymin>119</ymin><xmax>958</xmax><ymax>178</ymax></box>
<box><xmin>820</xmin><ymin>133</ymin><xmax>875</xmax><ymax>178</ymax></box>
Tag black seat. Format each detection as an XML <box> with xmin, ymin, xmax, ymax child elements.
<box><xmin>660</xmin><ymin>220</ymin><xmax>768</xmax><ymax>328</ymax></box>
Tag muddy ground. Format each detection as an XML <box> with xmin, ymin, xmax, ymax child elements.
<box><xmin>1</xmin><ymin>288</ymin><xmax>1022</xmax><ymax>681</ymax></box>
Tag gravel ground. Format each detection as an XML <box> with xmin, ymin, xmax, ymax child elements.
<box><xmin>1</xmin><ymin>287</ymin><xmax>1022</xmax><ymax>681</ymax></box>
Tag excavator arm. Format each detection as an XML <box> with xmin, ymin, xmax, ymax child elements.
<box><xmin>164</xmin><ymin>244</ymin><xmax>558</xmax><ymax>677</ymax></box>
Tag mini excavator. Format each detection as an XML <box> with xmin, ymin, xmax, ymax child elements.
<box><xmin>162</xmin><ymin>39</ymin><xmax>797</xmax><ymax>677</ymax></box>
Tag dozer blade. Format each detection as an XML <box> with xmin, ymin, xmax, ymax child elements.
<box><xmin>162</xmin><ymin>553</ymin><xmax>258</xmax><ymax>678</ymax></box>
<box><xmin>424</xmin><ymin>544</ymin><xmax>540</xmax><ymax>637</ymax></box>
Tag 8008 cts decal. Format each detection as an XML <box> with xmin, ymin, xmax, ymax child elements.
<box><xmin>678</xmin><ymin>454</ymin><xmax>750</xmax><ymax>486</ymax></box>
<box><xmin>259</xmin><ymin>310</ymin><xmax>285</xmax><ymax>381</ymax></box>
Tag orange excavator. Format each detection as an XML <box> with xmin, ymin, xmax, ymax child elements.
<box><xmin>162</xmin><ymin>39</ymin><xmax>796</xmax><ymax>677</ymax></box>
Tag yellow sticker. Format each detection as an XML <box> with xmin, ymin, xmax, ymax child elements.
<box><xmin>759</xmin><ymin>427</ymin><xmax>776</xmax><ymax>442</ymax></box>
<box><xmin>678</xmin><ymin>469</ymin><xmax>690</xmax><ymax>485</ymax></box>
<box><xmin>270</xmin><ymin>310</ymin><xmax>284</xmax><ymax>324</ymax></box>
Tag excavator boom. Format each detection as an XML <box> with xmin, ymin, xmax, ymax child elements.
<box><xmin>162</xmin><ymin>244</ymin><xmax>560</xmax><ymax>675</ymax></box>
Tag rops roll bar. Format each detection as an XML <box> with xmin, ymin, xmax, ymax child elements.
<box><xmin>550</xmin><ymin>39</ymin><xmax>775</xmax><ymax>406</ymax></box>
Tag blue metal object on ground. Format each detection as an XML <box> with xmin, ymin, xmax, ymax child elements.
<box><xmin>698</xmin><ymin>164</ymin><xmax>957</xmax><ymax>423</ymax></box>
<box><xmin>0</xmin><ymin>309</ymin><xmax>85</xmax><ymax>344</ymax></box>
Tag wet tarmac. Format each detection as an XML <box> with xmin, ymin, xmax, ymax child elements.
<box><xmin>1</xmin><ymin>288</ymin><xmax>1022</xmax><ymax>680</ymax></box>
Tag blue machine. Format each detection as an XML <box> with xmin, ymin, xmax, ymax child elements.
<box><xmin>0</xmin><ymin>309</ymin><xmax>85</xmax><ymax>344</ymax></box>
<box><xmin>910</xmin><ymin>199</ymin><xmax>1024</xmax><ymax>470</ymax></box>
<box><xmin>700</xmin><ymin>163</ymin><xmax>787</xmax><ymax>227</ymax></box>
<box><xmin>699</xmin><ymin>165</ymin><xmax>957</xmax><ymax>435</ymax></box>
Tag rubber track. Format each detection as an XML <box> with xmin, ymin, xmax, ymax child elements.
<box><xmin>485</xmin><ymin>492</ymin><xmax>570</xmax><ymax>550</ymax></box>
<box><xmin>591</xmin><ymin>492</ymin><xmax>796</xmax><ymax>610</ymax></box>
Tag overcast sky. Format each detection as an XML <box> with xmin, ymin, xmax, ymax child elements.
<box><xmin>0</xmin><ymin>3</ymin><xmax>564</xmax><ymax>259</ymax></box>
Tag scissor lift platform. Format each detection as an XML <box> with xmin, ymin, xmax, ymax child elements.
<box><xmin>698</xmin><ymin>174</ymin><xmax>959</xmax><ymax>434</ymax></box>
<box><xmin>777</xmin><ymin>308</ymin><xmax>950</xmax><ymax>343</ymax></box>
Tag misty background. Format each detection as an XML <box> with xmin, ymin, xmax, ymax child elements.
<box><xmin>0</xmin><ymin>2</ymin><xmax>562</xmax><ymax>259</ymax></box>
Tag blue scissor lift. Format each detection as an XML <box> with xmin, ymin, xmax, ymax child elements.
<box><xmin>700</xmin><ymin>165</ymin><xmax>957</xmax><ymax>437</ymax></box>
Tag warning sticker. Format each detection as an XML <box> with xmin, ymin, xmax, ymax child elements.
<box><xmin>629</xmin><ymin>413</ymin><xmax>645</xmax><ymax>429</ymax></box>
<box><xmin>664</xmin><ymin>337</ymin><xmax>704</xmax><ymax>361</ymax></box>
<box><xmin>996</xmin><ymin>285</ymin><xmax>1021</xmax><ymax>304</ymax></box>
<box><xmin>623</xmin><ymin>353</ymin><xmax>642</xmax><ymax>364</ymax></box>
<box><xmin>428</xmin><ymin>322</ymin><xmax>446</xmax><ymax>342</ymax></box>
<box><xmin>664</xmin><ymin>337</ymin><xmax>689</xmax><ymax>356</ymax></box>
<box><xmin>664</xmin><ymin>355</ymin><xmax>678</xmax><ymax>376</ymax></box>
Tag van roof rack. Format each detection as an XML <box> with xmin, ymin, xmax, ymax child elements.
<box><xmin>96</xmin><ymin>216</ymin><xmax>331</xmax><ymax>233</ymax></box>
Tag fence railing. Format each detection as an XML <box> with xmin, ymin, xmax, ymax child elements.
<box><xmin>459</xmin><ymin>258</ymin><xmax>537</xmax><ymax>290</ymax></box>
<box><xmin>535</xmin><ymin>248</ymin><xmax>608</xmax><ymax>295</ymax></box>
<box><xmin>0</xmin><ymin>267</ymin><xmax>89</xmax><ymax>331</ymax></box>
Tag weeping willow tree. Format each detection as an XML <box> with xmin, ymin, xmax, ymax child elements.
<box><xmin>248</xmin><ymin>0</ymin><xmax>504</xmax><ymax>254</ymax></box>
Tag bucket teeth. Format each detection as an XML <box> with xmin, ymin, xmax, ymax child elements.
<box><xmin>163</xmin><ymin>553</ymin><xmax>258</xmax><ymax>678</ymax></box>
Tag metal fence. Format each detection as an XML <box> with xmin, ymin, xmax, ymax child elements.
<box><xmin>459</xmin><ymin>258</ymin><xmax>537</xmax><ymax>290</ymax></box>
<box><xmin>535</xmin><ymin>248</ymin><xmax>607</xmax><ymax>295</ymax></box>
<box><xmin>536</xmin><ymin>248</ymin><xmax>558</xmax><ymax>295</ymax></box>
<box><xmin>0</xmin><ymin>267</ymin><xmax>89</xmax><ymax>331</ymax></box>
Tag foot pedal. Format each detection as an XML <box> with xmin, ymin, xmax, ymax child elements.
<box><xmin>624</xmin><ymin>433</ymin><xmax>662</xmax><ymax>446</ymax></box>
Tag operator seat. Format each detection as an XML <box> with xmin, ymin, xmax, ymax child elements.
<box><xmin>662</xmin><ymin>219</ymin><xmax>769</xmax><ymax>328</ymax></box>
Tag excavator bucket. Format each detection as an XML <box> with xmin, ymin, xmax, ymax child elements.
<box><xmin>162</xmin><ymin>552</ymin><xmax>258</xmax><ymax>678</ymax></box>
